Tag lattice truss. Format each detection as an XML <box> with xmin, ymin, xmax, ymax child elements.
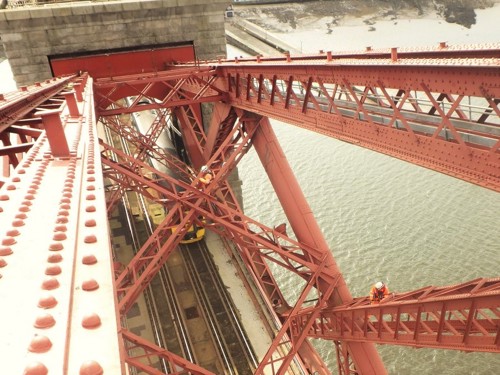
<box><xmin>215</xmin><ymin>54</ymin><xmax>500</xmax><ymax>192</ymax></box>
<box><xmin>0</xmin><ymin>47</ymin><xmax>499</xmax><ymax>375</ymax></box>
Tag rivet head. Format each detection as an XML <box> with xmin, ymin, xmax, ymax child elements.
<box><xmin>54</xmin><ymin>225</ymin><xmax>67</xmax><ymax>232</ymax></box>
<box><xmin>0</xmin><ymin>195</ymin><xmax>9</xmax><ymax>201</ymax></box>
<box><xmin>23</xmin><ymin>362</ymin><xmax>48</xmax><ymax>375</ymax></box>
<box><xmin>42</xmin><ymin>277</ymin><xmax>60</xmax><ymax>290</ymax></box>
<box><xmin>82</xmin><ymin>313</ymin><xmax>101</xmax><ymax>328</ymax></box>
<box><xmin>56</xmin><ymin>216</ymin><xmax>69</xmax><ymax>224</ymax></box>
<box><xmin>82</xmin><ymin>254</ymin><xmax>97</xmax><ymax>265</ymax></box>
<box><xmin>45</xmin><ymin>265</ymin><xmax>62</xmax><ymax>275</ymax></box>
<box><xmin>38</xmin><ymin>295</ymin><xmax>58</xmax><ymax>309</ymax></box>
<box><xmin>49</xmin><ymin>242</ymin><xmax>64</xmax><ymax>251</ymax></box>
<box><xmin>29</xmin><ymin>335</ymin><xmax>52</xmax><ymax>353</ymax></box>
<box><xmin>7</xmin><ymin>184</ymin><xmax>16</xmax><ymax>190</ymax></box>
<box><xmin>0</xmin><ymin>247</ymin><xmax>13</xmax><ymax>256</ymax></box>
<box><xmin>85</xmin><ymin>219</ymin><xmax>96</xmax><ymax>227</ymax></box>
<box><xmin>82</xmin><ymin>279</ymin><xmax>99</xmax><ymax>291</ymax></box>
<box><xmin>0</xmin><ymin>258</ymin><xmax>7</xmax><ymax>267</ymax></box>
<box><xmin>12</xmin><ymin>219</ymin><xmax>25</xmax><ymax>227</ymax></box>
<box><xmin>34</xmin><ymin>313</ymin><xmax>56</xmax><ymax>329</ymax></box>
<box><xmin>84</xmin><ymin>235</ymin><xmax>97</xmax><ymax>243</ymax></box>
<box><xmin>53</xmin><ymin>232</ymin><xmax>67</xmax><ymax>241</ymax></box>
<box><xmin>79</xmin><ymin>360</ymin><xmax>103</xmax><ymax>375</ymax></box>
<box><xmin>47</xmin><ymin>253</ymin><xmax>63</xmax><ymax>263</ymax></box>
<box><xmin>6</xmin><ymin>229</ymin><xmax>20</xmax><ymax>237</ymax></box>
<box><xmin>85</xmin><ymin>206</ymin><xmax>96</xmax><ymax>212</ymax></box>
<box><xmin>1</xmin><ymin>238</ymin><xmax>16</xmax><ymax>246</ymax></box>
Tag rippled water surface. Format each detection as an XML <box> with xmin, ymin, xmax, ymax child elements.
<box><xmin>232</xmin><ymin>5</ymin><xmax>500</xmax><ymax>373</ymax></box>
<box><xmin>238</xmin><ymin>122</ymin><xmax>500</xmax><ymax>374</ymax></box>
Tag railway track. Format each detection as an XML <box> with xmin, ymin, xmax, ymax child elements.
<box><xmin>182</xmin><ymin>240</ymin><xmax>258</xmax><ymax>375</ymax></box>
<box><xmin>103</xmin><ymin>106</ymin><xmax>258</xmax><ymax>374</ymax></box>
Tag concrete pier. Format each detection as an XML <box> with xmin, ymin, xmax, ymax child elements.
<box><xmin>0</xmin><ymin>0</ymin><xmax>228</xmax><ymax>86</ymax></box>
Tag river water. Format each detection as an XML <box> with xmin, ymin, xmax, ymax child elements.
<box><xmin>229</xmin><ymin>4</ymin><xmax>500</xmax><ymax>375</ymax></box>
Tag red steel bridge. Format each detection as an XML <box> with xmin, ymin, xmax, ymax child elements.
<box><xmin>0</xmin><ymin>43</ymin><xmax>499</xmax><ymax>375</ymax></box>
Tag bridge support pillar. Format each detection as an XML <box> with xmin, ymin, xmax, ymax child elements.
<box><xmin>249</xmin><ymin>117</ymin><xmax>387</xmax><ymax>374</ymax></box>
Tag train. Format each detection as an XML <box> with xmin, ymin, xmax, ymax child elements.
<box><xmin>147</xmin><ymin>200</ymin><xmax>205</xmax><ymax>244</ymax></box>
<box><xmin>132</xmin><ymin>99</ymin><xmax>206</xmax><ymax>244</ymax></box>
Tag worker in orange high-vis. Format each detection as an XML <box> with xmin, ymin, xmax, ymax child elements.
<box><xmin>199</xmin><ymin>165</ymin><xmax>213</xmax><ymax>186</ymax></box>
<box><xmin>370</xmin><ymin>281</ymin><xmax>389</xmax><ymax>304</ymax></box>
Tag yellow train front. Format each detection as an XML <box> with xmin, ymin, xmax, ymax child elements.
<box><xmin>149</xmin><ymin>202</ymin><xmax>205</xmax><ymax>244</ymax></box>
<box><xmin>173</xmin><ymin>216</ymin><xmax>206</xmax><ymax>244</ymax></box>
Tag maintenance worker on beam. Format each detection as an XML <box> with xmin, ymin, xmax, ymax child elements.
<box><xmin>370</xmin><ymin>281</ymin><xmax>389</xmax><ymax>304</ymax></box>
<box><xmin>199</xmin><ymin>165</ymin><xmax>213</xmax><ymax>186</ymax></box>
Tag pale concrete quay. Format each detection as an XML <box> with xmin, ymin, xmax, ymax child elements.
<box><xmin>225</xmin><ymin>16</ymin><xmax>301</xmax><ymax>56</ymax></box>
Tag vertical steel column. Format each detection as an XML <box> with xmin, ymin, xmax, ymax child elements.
<box><xmin>249</xmin><ymin>117</ymin><xmax>387</xmax><ymax>374</ymax></box>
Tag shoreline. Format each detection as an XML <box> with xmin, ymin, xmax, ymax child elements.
<box><xmin>230</xmin><ymin>0</ymin><xmax>500</xmax><ymax>53</ymax></box>
<box><xmin>233</xmin><ymin>0</ymin><xmax>500</xmax><ymax>33</ymax></box>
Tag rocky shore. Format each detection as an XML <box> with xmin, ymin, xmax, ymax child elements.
<box><xmin>233</xmin><ymin>0</ymin><xmax>500</xmax><ymax>31</ymax></box>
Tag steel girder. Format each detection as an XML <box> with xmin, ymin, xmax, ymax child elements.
<box><xmin>294</xmin><ymin>278</ymin><xmax>500</xmax><ymax>353</ymax></box>
<box><xmin>0</xmin><ymin>75</ymin><xmax>77</xmax><ymax>184</ymax></box>
<box><xmin>210</xmin><ymin>53</ymin><xmax>500</xmax><ymax>192</ymax></box>
<box><xmin>1</xmin><ymin>46</ymin><xmax>499</xmax><ymax>375</ymax></box>
<box><xmin>0</xmin><ymin>74</ymin><xmax>123</xmax><ymax>374</ymax></box>
<box><xmin>92</xmin><ymin>51</ymin><xmax>500</xmax><ymax>191</ymax></box>
<box><xmin>121</xmin><ymin>330</ymin><xmax>216</xmax><ymax>375</ymax></box>
<box><xmin>93</xmin><ymin>66</ymin><xmax>226</xmax><ymax>117</ymax></box>
<box><xmin>229</xmin><ymin>43</ymin><xmax>500</xmax><ymax>62</ymax></box>
<box><xmin>99</xmin><ymin>113</ymin><xmax>347</xmax><ymax>374</ymax></box>
<box><xmin>100</xmin><ymin>104</ymin><xmax>500</xmax><ymax>372</ymax></box>
<box><xmin>93</xmin><ymin>55</ymin><xmax>500</xmax><ymax>373</ymax></box>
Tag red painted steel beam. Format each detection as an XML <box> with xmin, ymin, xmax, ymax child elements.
<box><xmin>49</xmin><ymin>44</ymin><xmax>196</xmax><ymax>79</ymax></box>
<box><xmin>100</xmin><ymin>145</ymin><xmax>339</xmax><ymax>285</ymax></box>
<box><xmin>255</xmin><ymin>258</ymin><xmax>339</xmax><ymax>374</ymax></box>
<box><xmin>0</xmin><ymin>75</ymin><xmax>75</xmax><ymax>131</ymax></box>
<box><xmin>0</xmin><ymin>75</ymin><xmax>79</xmax><ymax>179</ymax></box>
<box><xmin>210</xmin><ymin>55</ymin><xmax>500</xmax><ymax>192</ymax></box>
<box><xmin>100</xmin><ymin>141</ymin><xmax>336</xmax><ymax>374</ymax></box>
<box><xmin>100</xmin><ymin>121</ymin><xmax>388</xmax><ymax>373</ymax></box>
<box><xmin>101</xmin><ymin>114</ymin><xmax>268</xmax><ymax>314</ymax></box>
<box><xmin>225</xmin><ymin>42</ymin><xmax>500</xmax><ymax>63</ymax></box>
<box><xmin>0</xmin><ymin>74</ymin><xmax>122</xmax><ymax>374</ymax></box>
<box><xmin>293</xmin><ymin>278</ymin><xmax>500</xmax><ymax>353</ymax></box>
<box><xmin>249</xmin><ymin>118</ymin><xmax>386</xmax><ymax>374</ymax></box>
<box><xmin>93</xmin><ymin>67</ymin><xmax>225</xmax><ymax>117</ymax></box>
<box><xmin>121</xmin><ymin>329</ymin><xmax>216</xmax><ymax>375</ymax></box>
